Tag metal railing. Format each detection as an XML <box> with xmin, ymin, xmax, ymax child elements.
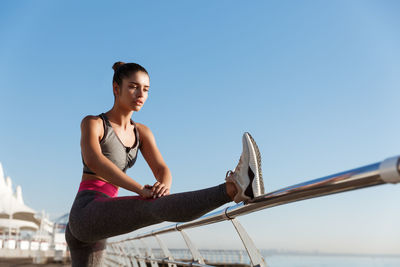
<box><xmin>105</xmin><ymin>156</ymin><xmax>400</xmax><ymax>267</ymax></box>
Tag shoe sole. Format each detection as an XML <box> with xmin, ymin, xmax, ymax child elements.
<box><xmin>245</xmin><ymin>132</ymin><xmax>264</xmax><ymax>195</ymax></box>
<box><xmin>226</xmin><ymin>132</ymin><xmax>265</xmax><ymax>203</ymax></box>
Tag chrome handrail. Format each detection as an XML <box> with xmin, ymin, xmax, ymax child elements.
<box><xmin>105</xmin><ymin>156</ymin><xmax>400</xmax><ymax>267</ymax></box>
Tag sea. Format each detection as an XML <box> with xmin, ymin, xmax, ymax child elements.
<box><xmin>156</xmin><ymin>249</ymin><xmax>400</xmax><ymax>267</ymax></box>
<box><xmin>263</xmin><ymin>254</ymin><xmax>400</xmax><ymax>267</ymax></box>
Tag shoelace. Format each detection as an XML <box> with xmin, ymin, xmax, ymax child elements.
<box><xmin>225</xmin><ymin>170</ymin><xmax>234</xmax><ymax>178</ymax></box>
<box><xmin>225</xmin><ymin>155</ymin><xmax>244</xmax><ymax>178</ymax></box>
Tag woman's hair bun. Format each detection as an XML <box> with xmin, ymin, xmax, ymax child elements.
<box><xmin>112</xmin><ymin>61</ymin><xmax>125</xmax><ymax>71</ymax></box>
<box><xmin>112</xmin><ymin>62</ymin><xmax>149</xmax><ymax>86</ymax></box>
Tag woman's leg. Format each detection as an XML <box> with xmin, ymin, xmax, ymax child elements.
<box><xmin>65</xmin><ymin>223</ymin><xmax>107</xmax><ymax>267</ymax></box>
<box><xmin>68</xmin><ymin>183</ymin><xmax>231</xmax><ymax>244</ymax></box>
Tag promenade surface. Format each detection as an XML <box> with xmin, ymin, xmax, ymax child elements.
<box><xmin>0</xmin><ymin>258</ymin><xmax>70</xmax><ymax>267</ymax></box>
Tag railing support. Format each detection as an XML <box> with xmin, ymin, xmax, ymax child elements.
<box><xmin>231</xmin><ymin>218</ymin><xmax>266</xmax><ymax>267</ymax></box>
<box><xmin>140</xmin><ymin>238</ymin><xmax>159</xmax><ymax>267</ymax></box>
<box><xmin>109</xmin><ymin>243</ymin><xmax>124</xmax><ymax>266</ymax></box>
<box><xmin>179</xmin><ymin>230</ymin><xmax>205</xmax><ymax>264</ymax></box>
<box><xmin>132</xmin><ymin>241</ymin><xmax>147</xmax><ymax>267</ymax></box>
<box><xmin>154</xmin><ymin>234</ymin><xmax>178</xmax><ymax>267</ymax></box>
<box><xmin>125</xmin><ymin>241</ymin><xmax>140</xmax><ymax>267</ymax></box>
<box><xmin>116</xmin><ymin>243</ymin><xmax>132</xmax><ymax>267</ymax></box>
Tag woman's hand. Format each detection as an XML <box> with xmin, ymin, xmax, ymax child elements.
<box><xmin>151</xmin><ymin>181</ymin><xmax>170</xmax><ymax>198</ymax></box>
<box><xmin>140</xmin><ymin>185</ymin><xmax>154</xmax><ymax>199</ymax></box>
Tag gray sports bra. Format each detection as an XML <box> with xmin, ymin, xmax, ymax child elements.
<box><xmin>82</xmin><ymin>113</ymin><xmax>140</xmax><ymax>175</ymax></box>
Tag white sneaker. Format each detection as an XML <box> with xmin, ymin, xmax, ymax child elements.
<box><xmin>225</xmin><ymin>132</ymin><xmax>264</xmax><ymax>203</ymax></box>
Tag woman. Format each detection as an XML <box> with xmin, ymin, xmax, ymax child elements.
<box><xmin>65</xmin><ymin>62</ymin><xmax>264</xmax><ymax>266</ymax></box>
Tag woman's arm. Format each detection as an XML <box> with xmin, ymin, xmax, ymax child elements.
<box><xmin>80</xmin><ymin>116</ymin><xmax>152</xmax><ymax>198</ymax></box>
<box><xmin>137</xmin><ymin>123</ymin><xmax>172</xmax><ymax>197</ymax></box>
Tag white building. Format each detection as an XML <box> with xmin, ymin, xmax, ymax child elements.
<box><xmin>0</xmin><ymin>162</ymin><xmax>41</xmax><ymax>235</ymax></box>
<box><xmin>0</xmin><ymin>162</ymin><xmax>69</xmax><ymax>263</ymax></box>
<box><xmin>0</xmin><ymin>162</ymin><xmax>55</xmax><ymax>249</ymax></box>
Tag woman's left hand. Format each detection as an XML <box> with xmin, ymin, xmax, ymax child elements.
<box><xmin>152</xmin><ymin>181</ymin><xmax>170</xmax><ymax>198</ymax></box>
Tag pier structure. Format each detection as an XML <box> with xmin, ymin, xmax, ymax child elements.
<box><xmin>0</xmin><ymin>162</ymin><xmax>69</xmax><ymax>263</ymax></box>
<box><xmin>105</xmin><ymin>155</ymin><xmax>400</xmax><ymax>267</ymax></box>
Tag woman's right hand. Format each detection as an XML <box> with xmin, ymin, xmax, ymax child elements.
<box><xmin>140</xmin><ymin>185</ymin><xmax>154</xmax><ymax>199</ymax></box>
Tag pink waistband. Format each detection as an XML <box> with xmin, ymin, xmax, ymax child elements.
<box><xmin>78</xmin><ymin>179</ymin><xmax>119</xmax><ymax>198</ymax></box>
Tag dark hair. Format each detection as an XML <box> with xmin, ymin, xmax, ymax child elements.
<box><xmin>112</xmin><ymin>61</ymin><xmax>149</xmax><ymax>86</ymax></box>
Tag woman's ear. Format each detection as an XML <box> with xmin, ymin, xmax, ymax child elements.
<box><xmin>113</xmin><ymin>81</ymin><xmax>120</xmax><ymax>97</ymax></box>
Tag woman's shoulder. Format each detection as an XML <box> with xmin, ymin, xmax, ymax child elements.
<box><xmin>135</xmin><ymin>123</ymin><xmax>158</xmax><ymax>143</ymax></box>
<box><xmin>80</xmin><ymin>115</ymin><xmax>104</xmax><ymax>130</ymax></box>
<box><xmin>135</xmin><ymin>122</ymin><xmax>151</xmax><ymax>135</ymax></box>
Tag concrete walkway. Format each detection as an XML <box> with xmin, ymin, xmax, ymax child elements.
<box><xmin>0</xmin><ymin>258</ymin><xmax>70</xmax><ymax>267</ymax></box>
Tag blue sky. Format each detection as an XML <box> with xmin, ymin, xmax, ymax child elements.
<box><xmin>0</xmin><ymin>0</ymin><xmax>399</xmax><ymax>255</ymax></box>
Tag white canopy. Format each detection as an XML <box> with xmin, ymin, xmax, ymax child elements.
<box><xmin>0</xmin><ymin>162</ymin><xmax>39</xmax><ymax>230</ymax></box>
<box><xmin>0</xmin><ymin>218</ymin><xmax>38</xmax><ymax>231</ymax></box>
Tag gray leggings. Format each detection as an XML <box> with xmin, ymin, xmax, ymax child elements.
<box><xmin>65</xmin><ymin>184</ymin><xmax>231</xmax><ymax>266</ymax></box>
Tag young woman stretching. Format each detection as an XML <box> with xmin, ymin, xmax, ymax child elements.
<box><xmin>65</xmin><ymin>62</ymin><xmax>265</xmax><ymax>267</ymax></box>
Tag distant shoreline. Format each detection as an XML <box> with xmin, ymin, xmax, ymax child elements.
<box><xmin>259</xmin><ymin>249</ymin><xmax>400</xmax><ymax>258</ymax></box>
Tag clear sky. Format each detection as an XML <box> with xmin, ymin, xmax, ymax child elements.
<box><xmin>0</xmin><ymin>0</ymin><xmax>399</xmax><ymax>255</ymax></box>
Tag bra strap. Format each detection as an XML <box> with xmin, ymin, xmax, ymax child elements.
<box><xmin>99</xmin><ymin>113</ymin><xmax>112</xmax><ymax>127</ymax></box>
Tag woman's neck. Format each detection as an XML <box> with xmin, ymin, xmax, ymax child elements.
<box><xmin>106</xmin><ymin>107</ymin><xmax>134</xmax><ymax>129</ymax></box>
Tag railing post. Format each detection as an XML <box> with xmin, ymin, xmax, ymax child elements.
<box><xmin>107</xmin><ymin>244</ymin><xmax>116</xmax><ymax>266</ymax></box>
<box><xmin>179</xmin><ymin>230</ymin><xmax>205</xmax><ymax>264</ymax></box>
<box><xmin>105</xmin><ymin>245</ymin><xmax>118</xmax><ymax>267</ymax></box>
<box><xmin>109</xmin><ymin>243</ymin><xmax>124</xmax><ymax>266</ymax></box>
<box><xmin>126</xmin><ymin>241</ymin><xmax>140</xmax><ymax>267</ymax></box>
<box><xmin>117</xmin><ymin>242</ymin><xmax>133</xmax><ymax>267</ymax></box>
<box><xmin>154</xmin><ymin>234</ymin><xmax>178</xmax><ymax>267</ymax></box>
<box><xmin>116</xmin><ymin>243</ymin><xmax>128</xmax><ymax>266</ymax></box>
<box><xmin>140</xmin><ymin>238</ymin><xmax>159</xmax><ymax>267</ymax></box>
<box><xmin>103</xmin><ymin>246</ymin><xmax>111</xmax><ymax>267</ymax></box>
<box><xmin>132</xmin><ymin>241</ymin><xmax>147</xmax><ymax>267</ymax></box>
<box><xmin>231</xmin><ymin>218</ymin><xmax>266</xmax><ymax>267</ymax></box>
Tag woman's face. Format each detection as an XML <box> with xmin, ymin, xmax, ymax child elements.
<box><xmin>114</xmin><ymin>71</ymin><xmax>150</xmax><ymax>112</ymax></box>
